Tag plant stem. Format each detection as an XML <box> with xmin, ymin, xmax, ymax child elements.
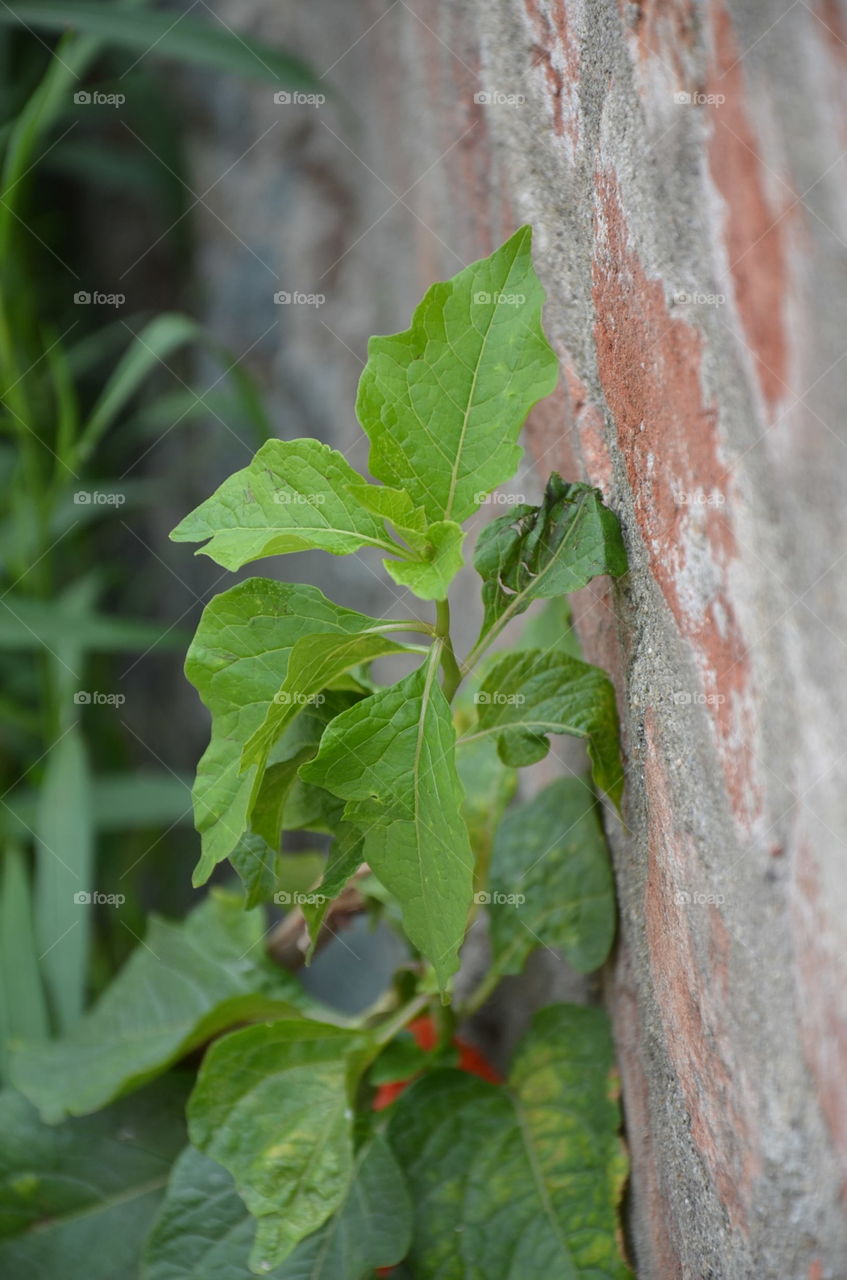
<box><xmin>435</xmin><ymin>598</ymin><xmax>463</xmax><ymax>702</ymax></box>
<box><xmin>457</xmin><ymin>966</ymin><xmax>502</xmax><ymax>1019</ymax></box>
<box><xmin>373</xmin><ymin>992</ymin><xmax>429</xmax><ymax>1046</ymax></box>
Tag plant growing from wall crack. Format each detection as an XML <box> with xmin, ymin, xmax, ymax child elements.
<box><xmin>6</xmin><ymin>228</ymin><xmax>632</xmax><ymax>1278</ymax></box>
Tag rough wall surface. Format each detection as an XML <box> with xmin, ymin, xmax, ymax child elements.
<box><xmin>192</xmin><ymin>2</ymin><xmax>847</xmax><ymax>1274</ymax></box>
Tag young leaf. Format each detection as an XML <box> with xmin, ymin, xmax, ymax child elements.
<box><xmin>9</xmin><ymin>891</ymin><xmax>307</xmax><ymax>1122</ymax></box>
<box><xmin>388</xmin><ymin>1004</ymin><xmax>631</xmax><ymax>1279</ymax></box>
<box><xmin>382</xmin><ymin>520</ymin><xmax>465</xmax><ymax>600</ymax></box>
<box><xmin>241</xmin><ymin>631</ymin><xmax>421</xmax><ymax>773</ymax></box>
<box><xmin>455</xmin><ymin>737</ymin><xmax>516</xmax><ymax>873</ymax></box>
<box><xmin>185</xmin><ymin>578</ymin><xmax>396</xmax><ymax>880</ymax></box>
<box><xmin>0</xmin><ymin>1076</ymin><xmax>189</xmax><ymax>1280</ymax></box>
<box><xmin>187</xmin><ymin>1020</ymin><xmax>362</xmax><ymax>1269</ymax></box>
<box><xmin>474</xmin><ymin>474</ymin><xmax>627</xmax><ymax>646</ymax></box>
<box><xmin>461</xmin><ymin>649</ymin><xmax>624</xmax><ymax>808</ymax></box>
<box><xmin>488</xmin><ymin>778</ymin><xmax>616</xmax><ymax>975</ymax></box>
<box><xmin>142</xmin><ymin>1136</ymin><xmax>411</xmax><ymax>1280</ymax></box>
<box><xmin>356</xmin><ymin>226</ymin><xmax>559</xmax><ymax>526</ymax></box>
<box><xmin>170</xmin><ymin>439</ymin><xmax>405</xmax><ymax>570</ymax></box>
<box><xmin>300</xmin><ymin>652</ymin><xmax>474</xmax><ymax>989</ymax></box>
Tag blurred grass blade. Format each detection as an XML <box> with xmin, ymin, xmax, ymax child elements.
<box><xmin>0</xmin><ymin>843</ymin><xmax>49</xmax><ymax>1076</ymax></box>
<box><xmin>35</xmin><ymin>727</ymin><xmax>93</xmax><ymax>1032</ymax></box>
<box><xmin>76</xmin><ymin>313</ymin><xmax>201</xmax><ymax>463</ymax></box>
<box><xmin>0</xmin><ymin>771</ymin><xmax>193</xmax><ymax>839</ymax></box>
<box><xmin>0</xmin><ymin>594</ymin><xmax>185</xmax><ymax>652</ymax></box>
<box><xmin>0</xmin><ymin>3</ymin><xmax>323</xmax><ymax>89</ymax></box>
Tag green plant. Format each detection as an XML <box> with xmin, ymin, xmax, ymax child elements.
<box><xmin>4</xmin><ymin>229</ymin><xmax>632</xmax><ymax>1277</ymax></box>
<box><xmin>0</xmin><ymin>2</ymin><xmax>321</xmax><ymax>1044</ymax></box>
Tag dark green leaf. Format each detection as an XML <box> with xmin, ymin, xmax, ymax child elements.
<box><xmin>143</xmin><ymin>1136</ymin><xmax>410</xmax><ymax>1280</ymax></box>
<box><xmin>230</xmin><ymin>834</ymin><xmax>277</xmax><ymax>910</ymax></box>
<box><xmin>388</xmin><ymin>1004</ymin><xmax>631</xmax><ymax>1279</ymax></box>
<box><xmin>463</xmin><ymin>649</ymin><xmax>624</xmax><ymax>807</ymax></box>
<box><xmin>299</xmin><ymin>824</ymin><xmax>364</xmax><ymax>963</ymax></box>
<box><xmin>0</xmin><ymin>1075</ymin><xmax>189</xmax><ymax>1279</ymax></box>
<box><xmin>488</xmin><ymin>779</ymin><xmax>616</xmax><ymax>975</ymax></box>
<box><xmin>474</xmin><ymin>475</ymin><xmax>627</xmax><ymax>645</ymax></box>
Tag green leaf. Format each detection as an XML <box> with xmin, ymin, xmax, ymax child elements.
<box><xmin>488</xmin><ymin>779</ymin><xmax>616</xmax><ymax>975</ymax></box>
<box><xmin>356</xmin><ymin>226</ymin><xmax>559</xmax><ymax>526</ymax></box>
<box><xmin>388</xmin><ymin>1004</ymin><xmax>631</xmax><ymax>1279</ymax></box>
<box><xmin>462</xmin><ymin>649</ymin><xmax>624</xmax><ymax>808</ymax></box>
<box><xmin>241</xmin><ymin>631</ymin><xmax>420</xmax><ymax>773</ymax></box>
<box><xmin>300</xmin><ymin>652</ymin><xmax>473</xmax><ymax>990</ymax></box>
<box><xmin>171</xmin><ymin>439</ymin><xmax>404</xmax><ymax>570</ymax></box>
<box><xmin>0</xmin><ymin>4</ymin><xmax>322</xmax><ymax>89</ymax></box>
<box><xmin>187</xmin><ymin>1020</ymin><xmax>362</xmax><ymax>1270</ymax></box>
<box><xmin>455</xmin><ymin>736</ymin><xmax>516</xmax><ymax>873</ymax></box>
<box><xmin>300</xmin><ymin>824</ymin><xmax>364</xmax><ymax>963</ymax></box>
<box><xmin>0</xmin><ymin>845</ymin><xmax>49</xmax><ymax>1073</ymax></box>
<box><xmin>230</xmin><ymin>834</ymin><xmax>278</xmax><ymax>910</ymax></box>
<box><xmin>142</xmin><ymin>1136</ymin><xmax>411</xmax><ymax>1280</ymax></box>
<box><xmin>9</xmin><ymin>891</ymin><xmax>306</xmax><ymax>1122</ymax></box>
<box><xmin>383</xmin><ymin>521</ymin><xmax>465</xmax><ymax>600</ymax></box>
<box><xmin>184</xmin><ymin>578</ymin><xmax>396</xmax><ymax>881</ymax></box>
<box><xmin>34</xmin><ymin>727</ymin><xmax>93</xmax><ymax>1032</ymax></box>
<box><xmin>0</xmin><ymin>1075</ymin><xmax>189</xmax><ymax>1280</ymax></box>
<box><xmin>474</xmin><ymin>475</ymin><xmax>627</xmax><ymax>645</ymax></box>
